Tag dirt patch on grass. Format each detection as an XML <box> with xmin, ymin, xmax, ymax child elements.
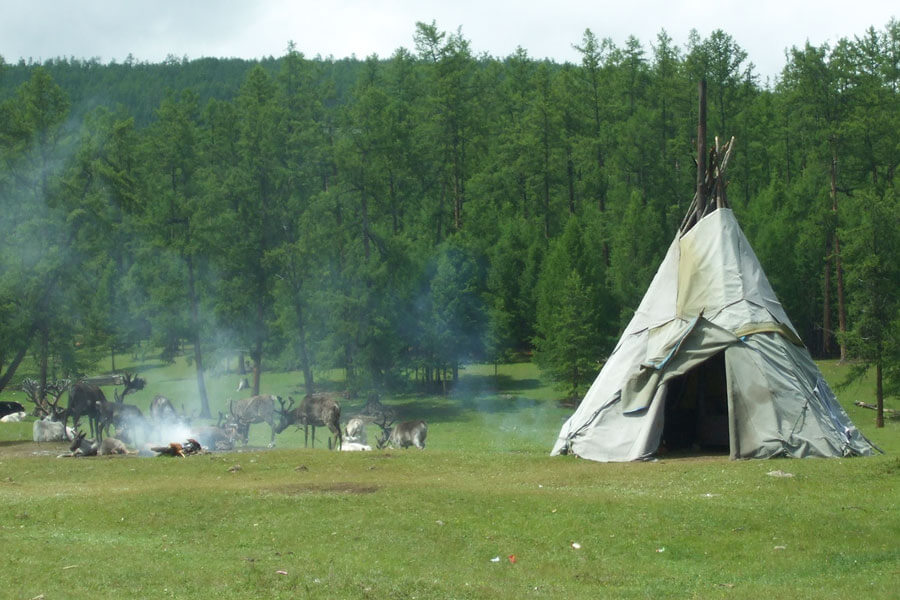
<box><xmin>0</xmin><ymin>440</ymin><xmax>70</xmax><ymax>458</ymax></box>
<box><xmin>266</xmin><ymin>482</ymin><xmax>380</xmax><ymax>495</ymax></box>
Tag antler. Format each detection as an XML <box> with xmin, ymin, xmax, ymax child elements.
<box><xmin>375</xmin><ymin>413</ymin><xmax>395</xmax><ymax>433</ymax></box>
<box><xmin>121</xmin><ymin>372</ymin><xmax>146</xmax><ymax>394</ymax></box>
<box><xmin>20</xmin><ymin>378</ymin><xmax>70</xmax><ymax>418</ymax></box>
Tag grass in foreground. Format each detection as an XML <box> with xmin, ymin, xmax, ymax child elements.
<box><xmin>0</xmin><ymin>357</ymin><xmax>897</xmax><ymax>599</ymax></box>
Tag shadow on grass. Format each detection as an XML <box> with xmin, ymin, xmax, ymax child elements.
<box><xmin>338</xmin><ymin>388</ymin><xmax>556</xmax><ymax>426</ymax></box>
<box><xmin>456</xmin><ymin>373</ymin><xmax>544</xmax><ymax>394</ymax></box>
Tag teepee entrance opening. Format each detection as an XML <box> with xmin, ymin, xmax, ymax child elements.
<box><xmin>661</xmin><ymin>351</ymin><xmax>730</xmax><ymax>454</ymax></box>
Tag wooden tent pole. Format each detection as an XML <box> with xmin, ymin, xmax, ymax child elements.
<box><xmin>696</xmin><ymin>79</ymin><xmax>708</xmax><ymax>216</ymax></box>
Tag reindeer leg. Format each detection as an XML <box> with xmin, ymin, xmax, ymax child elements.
<box><xmin>329</xmin><ymin>424</ymin><xmax>341</xmax><ymax>451</ymax></box>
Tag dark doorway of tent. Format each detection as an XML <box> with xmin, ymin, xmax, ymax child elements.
<box><xmin>660</xmin><ymin>351</ymin><xmax>730</xmax><ymax>455</ymax></box>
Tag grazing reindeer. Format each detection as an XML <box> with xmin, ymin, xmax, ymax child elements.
<box><xmin>227</xmin><ymin>395</ymin><xmax>279</xmax><ymax>446</ymax></box>
<box><xmin>376</xmin><ymin>418</ymin><xmax>427</xmax><ymax>450</ymax></box>
<box><xmin>276</xmin><ymin>394</ymin><xmax>342</xmax><ymax>450</ymax></box>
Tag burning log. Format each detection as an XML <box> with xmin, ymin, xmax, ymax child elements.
<box><xmin>183</xmin><ymin>438</ymin><xmax>203</xmax><ymax>455</ymax></box>
<box><xmin>150</xmin><ymin>442</ymin><xmax>185</xmax><ymax>457</ymax></box>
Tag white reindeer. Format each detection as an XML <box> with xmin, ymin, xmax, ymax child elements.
<box><xmin>342</xmin><ymin>416</ymin><xmax>372</xmax><ymax>451</ymax></box>
<box><xmin>34</xmin><ymin>416</ymin><xmax>76</xmax><ymax>442</ymax></box>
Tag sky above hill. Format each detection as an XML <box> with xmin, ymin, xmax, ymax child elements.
<box><xmin>1</xmin><ymin>0</ymin><xmax>896</xmax><ymax>82</ymax></box>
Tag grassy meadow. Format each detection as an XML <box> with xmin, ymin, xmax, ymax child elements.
<box><xmin>0</xmin><ymin>354</ymin><xmax>897</xmax><ymax>599</ymax></box>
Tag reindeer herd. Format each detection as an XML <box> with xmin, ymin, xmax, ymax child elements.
<box><xmin>13</xmin><ymin>374</ymin><xmax>427</xmax><ymax>457</ymax></box>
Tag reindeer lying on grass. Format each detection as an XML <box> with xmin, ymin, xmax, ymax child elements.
<box><xmin>341</xmin><ymin>416</ymin><xmax>372</xmax><ymax>451</ymax></box>
<box><xmin>60</xmin><ymin>431</ymin><xmax>131</xmax><ymax>457</ymax></box>
<box><xmin>33</xmin><ymin>417</ymin><xmax>76</xmax><ymax>442</ymax></box>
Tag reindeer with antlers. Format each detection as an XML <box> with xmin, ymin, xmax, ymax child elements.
<box><xmin>275</xmin><ymin>394</ymin><xmax>342</xmax><ymax>450</ymax></box>
<box><xmin>97</xmin><ymin>372</ymin><xmax>147</xmax><ymax>443</ymax></box>
<box><xmin>226</xmin><ymin>395</ymin><xmax>280</xmax><ymax>447</ymax></box>
<box><xmin>375</xmin><ymin>415</ymin><xmax>427</xmax><ymax>450</ymax></box>
<box><xmin>20</xmin><ymin>378</ymin><xmax>70</xmax><ymax>421</ymax></box>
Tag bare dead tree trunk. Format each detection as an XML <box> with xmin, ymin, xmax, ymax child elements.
<box><xmin>823</xmin><ymin>248</ymin><xmax>832</xmax><ymax>355</ymax></box>
<box><xmin>187</xmin><ymin>256</ymin><xmax>211</xmax><ymax>418</ymax></box>
<box><xmin>294</xmin><ymin>297</ymin><xmax>315</xmax><ymax>395</ymax></box>
<box><xmin>696</xmin><ymin>79</ymin><xmax>708</xmax><ymax>213</ymax></box>
<box><xmin>830</xmin><ymin>142</ymin><xmax>848</xmax><ymax>362</ymax></box>
<box><xmin>38</xmin><ymin>325</ymin><xmax>49</xmax><ymax>404</ymax></box>
<box><xmin>567</xmin><ymin>148</ymin><xmax>576</xmax><ymax>215</ymax></box>
<box><xmin>543</xmin><ymin>169</ymin><xmax>551</xmax><ymax>240</ymax></box>
<box><xmin>361</xmin><ymin>184</ymin><xmax>370</xmax><ymax>262</ymax></box>
<box><xmin>834</xmin><ymin>234</ymin><xmax>847</xmax><ymax>363</ymax></box>
<box><xmin>252</xmin><ymin>300</ymin><xmax>264</xmax><ymax>397</ymax></box>
<box><xmin>876</xmin><ymin>362</ymin><xmax>884</xmax><ymax>428</ymax></box>
<box><xmin>436</xmin><ymin>180</ymin><xmax>445</xmax><ymax>245</ymax></box>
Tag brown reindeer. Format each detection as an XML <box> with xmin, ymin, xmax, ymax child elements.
<box><xmin>98</xmin><ymin>379</ymin><xmax>148</xmax><ymax>442</ymax></box>
<box><xmin>276</xmin><ymin>394</ymin><xmax>342</xmax><ymax>450</ymax></box>
<box><xmin>63</xmin><ymin>383</ymin><xmax>107</xmax><ymax>440</ymax></box>
<box><xmin>376</xmin><ymin>417</ymin><xmax>427</xmax><ymax>450</ymax></box>
<box><xmin>227</xmin><ymin>395</ymin><xmax>279</xmax><ymax>446</ymax></box>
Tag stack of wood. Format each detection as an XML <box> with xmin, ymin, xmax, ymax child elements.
<box><xmin>679</xmin><ymin>80</ymin><xmax>736</xmax><ymax>235</ymax></box>
<box><xmin>680</xmin><ymin>135</ymin><xmax>735</xmax><ymax>234</ymax></box>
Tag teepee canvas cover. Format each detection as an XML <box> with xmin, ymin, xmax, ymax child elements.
<box><xmin>551</xmin><ymin>207</ymin><xmax>875</xmax><ymax>461</ymax></box>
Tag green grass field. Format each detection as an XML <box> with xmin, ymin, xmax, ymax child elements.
<box><xmin>1</xmin><ymin>355</ymin><xmax>897</xmax><ymax>599</ymax></box>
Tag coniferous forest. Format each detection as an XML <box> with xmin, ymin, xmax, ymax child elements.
<box><xmin>1</xmin><ymin>21</ymin><xmax>898</xmax><ymax>414</ymax></box>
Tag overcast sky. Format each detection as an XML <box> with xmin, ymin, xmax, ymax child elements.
<box><xmin>1</xmin><ymin>1</ymin><xmax>896</xmax><ymax>82</ymax></box>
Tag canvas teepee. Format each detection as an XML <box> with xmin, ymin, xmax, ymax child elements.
<box><xmin>551</xmin><ymin>86</ymin><xmax>875</xmax><ymax>461</ymax></box>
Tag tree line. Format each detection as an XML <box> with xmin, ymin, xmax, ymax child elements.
<box><xmin>1</xmin><ymin>21</ymin><xmax>897</xmax><ymax>418</ymax></box>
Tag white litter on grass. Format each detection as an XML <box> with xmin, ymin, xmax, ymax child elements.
<box><xmin>571</xmin><ymin>542</ymin><xmax>581</xmax><ymax>550</ymax></box>
<box><xmin>490</xmin><ymin>556</ymin><xmax>501</xmax><ymax>563</ymax></box>
<box><xmin>656</xmin><ymin>547</ymin><xmax>666</xmax><ymax>553</ymax></box>
<box><xmin>774</xmin><ymin>545</ymin><xmax>787</xmax><ymax>551</ymax></box>
<box><xmin>766</xmin><ymin>470</ymin><xmax>794</xmax><ymax>478</ymax></box>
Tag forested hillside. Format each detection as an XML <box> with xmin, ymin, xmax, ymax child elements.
<box><xmin>1</xmin><ymin>21</ymin><xmax>898</xmax><ymax>408</ymax></box>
